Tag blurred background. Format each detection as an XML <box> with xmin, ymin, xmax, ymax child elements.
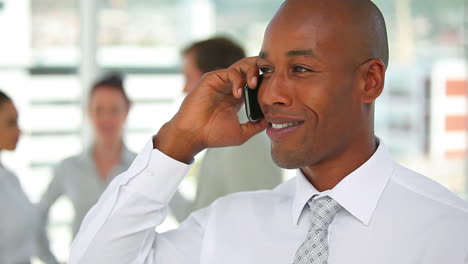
<box><xmin>0</xmin><ymin>0</ymin><xmax>466</xmax><ymax>263</ymax></box>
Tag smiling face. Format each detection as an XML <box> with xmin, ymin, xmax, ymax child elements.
<box><xmin>258</xmin><ymin>0</ymin><xmax>382</xmax><ymax>170</ymax></box>
<box><xmin>0</xmin><ymin>100</ymin><xmax>21</xmax><ymax>151</ymax></box>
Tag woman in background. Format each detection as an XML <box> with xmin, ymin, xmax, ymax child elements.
<box><xmin>38</xmin><ymin>73</ymin><xmax>136</xmax><ymax>263</ymax></box>
<box><xmin>0</xmin><ymin>91</ymin><xmax>38</xmax><ymax>264</ymax></box>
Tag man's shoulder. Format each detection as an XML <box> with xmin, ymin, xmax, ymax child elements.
<box><xmin>390</xmin><ymin>164</ymin><xmax>468</xmax><ymax>215</ymax></box>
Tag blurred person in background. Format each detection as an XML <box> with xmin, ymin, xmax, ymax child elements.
<box><xmin>169</xmin><ymin>37</ymin><xmax>283</xmax><ymax>222</ymax></box>
<box><xmin>0</xmin><ymin>91</ymin><xmax>43</xmax><ymax>264</ymax></box>
<box><xmin>37</xmin><ymin>73</ymin><xmax>136</xmax><ymax>263</ymax></box>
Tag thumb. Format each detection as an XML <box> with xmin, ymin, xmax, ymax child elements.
<box><xmin>239</xmin><ymin>119</ymin><xmax>268</xmax><ymax>144</ymax></box>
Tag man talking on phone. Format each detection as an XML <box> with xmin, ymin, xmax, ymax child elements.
<box><xmin>69</xmin><ymin>0</ymin><xmax>468</xmax><ymax>263</ymax></box>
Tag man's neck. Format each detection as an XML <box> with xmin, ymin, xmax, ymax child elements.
<box><xmin>301</xmin><ymin>136</ymin><xmax>378</xmax><ymax>192</ymax></box>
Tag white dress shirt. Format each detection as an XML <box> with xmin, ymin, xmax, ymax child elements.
<box><xmin>170</xmin><ymin>107</ymin><xmax>283</xmax><ymax>222</ymax></box>
<box><xmin>69</xmin><ymin>139</ymin><xmax>468</xmax><ymax>264</ymax></box>
<box><xmin>0</xmin><ymin>164</ymin><xmax>37</xmax><ymax>264</ymax></box>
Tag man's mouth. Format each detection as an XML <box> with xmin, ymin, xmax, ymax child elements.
<box><xmin>270</xmin><ymin>121</ymin><xmax>304</xmax><ymax>129</ymax></box>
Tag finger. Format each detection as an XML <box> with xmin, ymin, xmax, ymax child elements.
<box><xmin>202</xmin><ymin>69</ymin><xmax>243</xmax><ymax>96</ymax></box>
<box><xmin>239</xmin><ymin>118</ymin><xmax>268</xmax><ymax>144</ymax></box>
<box><xmin>243</xmin><ymin>57</ymin><xmax>259</xmax><ymax>88</ymax></box>
<box><xmin>224</xmin><ymin>68</ymin><xmax>245</xmax><ymax>98</ymax></box>
<box><xmin>230</xmin><ymin>56</ymin><xmax>259</xmax><ymax>94</ymax></box>
<box><xmin>221</xmin><ymin>68</ymin><xmax>246</xmax><ymax>99</ymax></box>
<box><xmin>250</xmin><ymin>76</ymin><xmax>258</xmax><ymax>90</ymax></box>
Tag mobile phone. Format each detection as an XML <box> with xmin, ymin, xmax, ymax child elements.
<box><xmin>243</xmin><ymin>74</ymin><xmax>264</xmax><ymax>122</ymax></box>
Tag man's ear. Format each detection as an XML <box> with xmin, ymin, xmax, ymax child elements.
<box><xmin>358</xmin><ymin>59</ymin><xmax>386</xmax><ymax>103</ymax></box>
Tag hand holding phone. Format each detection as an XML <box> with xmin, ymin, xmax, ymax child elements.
<box><xmin>243</xmin><ymin>75</ymin><xmax>264</xmax><ymax>122</ymax></box>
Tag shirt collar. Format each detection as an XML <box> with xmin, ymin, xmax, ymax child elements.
<box><xmin>291</xmin><ymin>140</ymin><xmax>395</xmax><ymax>226</ymax></box>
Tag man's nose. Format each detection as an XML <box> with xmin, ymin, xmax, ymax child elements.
<box><xmin>259</xmin><ymin>73</ymin><xmax>293</xmax><ymax>108</ymax></box>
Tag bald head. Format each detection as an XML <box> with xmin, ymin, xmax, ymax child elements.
<box><xmin>271</xmin><ymin>0</ymin><xmax>389</xmax><ymax>68</ymax></box>
<box><xmin>257</xmin><ymin>0</ymin><xmax>388</xmax><ymax>171</ymax></box>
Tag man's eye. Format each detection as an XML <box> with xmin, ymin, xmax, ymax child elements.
<box><xmin>259</xmin><ymin>67</ymin><xmax>273</xmax><ymax>74</ymax></box>
<box><xmin>293</xmin><ymin>66</ymin><xmax>311</xmax><ymax>72</ymax></box>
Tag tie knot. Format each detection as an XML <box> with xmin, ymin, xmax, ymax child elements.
<box><xmin>307</xmin><ymin>196</ymin><xmax>341</xmax><ymax>230</ymax></box>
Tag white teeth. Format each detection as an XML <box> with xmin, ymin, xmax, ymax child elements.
<box><xmin>271</xmin><ymin>122</ymin><xmax>301</xmax><ymax>129</ymax></box>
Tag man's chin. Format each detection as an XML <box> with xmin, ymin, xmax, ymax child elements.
<box><xmin>271</xmin><ymin>150</ymin><xmax>308</xmax><ymax>169</ymax></box>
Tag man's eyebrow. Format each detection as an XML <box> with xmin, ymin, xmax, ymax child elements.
<box><xmin>258</xmin><ymin>49</ymin><xmax>315</xmax><ymax>59</ymax></box>
<box><xmin>286</xmin><ymin>49</ymin><xmax>315</xmax><ymax>57</ymax></box>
